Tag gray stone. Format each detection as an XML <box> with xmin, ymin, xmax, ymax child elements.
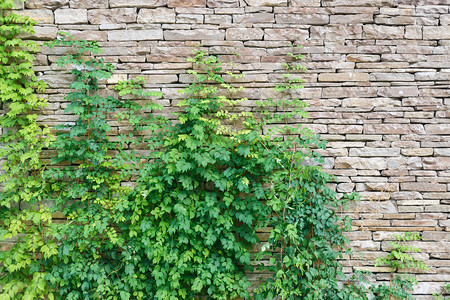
<box><xmin>245</xmin><ymin>0</ymin><xmax>287</xmax><ymax>6</ymax></box>
<box><xmin>108</xmin><ymin>29</ymin><xmax>163</xmax><ymax>41</ymax></box>
<box><xmin>17</xmin><ymin>9</ymin><xmax>54</xmax><ymax>24</ymax></box>
<box><xmin>138</xmin><ymin>8</ymin><xmax>175</xmax><ymax>24</ymax></box>
<box><xmin>21</xmin><ymin>26</ymin><xmax>58</xmax><ymax>40</ymax></box>
<box><xmin>226</xmin><ymin>28</ymin><xmax>264</xmax><ymax>41</ymax></box>
<box><xmin>54</xmin><ymin>8</ymin><xmax>87</xmax><ymax>24</ymax></box>
<box><xmin>349</xmin><ymin>148</ymin><xmax>400</xmax><ymax>157</ymax></box>
<box><xmin>207</xmin><ymin>0</ymin><xmax>238</xmax><ymax>7</ymax></box>
<box><xmin>70</xmin><ymin>0</ymin><xmax>108</xmax><ymax>8</ymax></box>
<box><xmin>165</xmin><ymin>29</ymin><xmax>224</xmax><ymax>40</ymax></box>
<box><xmin>25</xmin><ymin>0</ymin><xmax>69</xmax><ymax>9</ymax></box>
<box><xmin>110</xmin><ymin>0</ymin><xmax>167</xmax><ymax>7</ymax></box>
<box><xmin>89</xmin><ymin>8</ymin><xmax>137</xmax><ymax>24</ymax></box>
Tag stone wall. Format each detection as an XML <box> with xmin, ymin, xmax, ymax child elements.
<box><xmin>16</xmin><ymin>0</ymin><xmax>450</xmax><ymax>298</ymax></box>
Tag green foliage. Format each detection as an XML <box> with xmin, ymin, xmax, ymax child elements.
<box><xmin>434</xmin><ymin>283</ymin><xmax>450</xmax><ymax>300</ymax></box>
<box><xmin>368</xmin><ymin>232</ymin><xmax>429</xmax><ymax>300</ymax></box>
<box><xmin>375</xmin><ymin>232</ymin><xmax>429</xmax><ymax>272</ymax></box>
<box><xmin>0</xmin><ymin>20</ymin><xmax>428</xmax><ymax>298</ymax></box>
<box><xmin>43</xmin><ymin>34</ymin><xmax>163</xmax><ymax>299</ymax></box>
<box><xmin>252</xmin><ymin>46</ymin><xmax>358</xmax><ymax>300</ymax></box>
<box><xmin>0</xmin><ymin>1</ymin><xmax>57</xmax><ymax>299</ymax></box>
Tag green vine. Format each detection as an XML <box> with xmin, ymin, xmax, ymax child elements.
<box><xmin>0</xmin><ymin>10</ymin><xmax>429</xmax><ymax>297</ymax></box>
<box><xmin>0</xmin><ymin>1</ymin><xmax>57</xmax><ymax>299</ymax></box>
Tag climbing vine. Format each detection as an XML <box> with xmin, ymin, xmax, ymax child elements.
<box><xmin>0</xmin><ymin>5</ymin><xmax>431</xmax><ymax>298</ymax></box>
<box><xmin>0</xmin><ymin>1</ymin><xmax>57</xmax><ymax>299</ymax></box>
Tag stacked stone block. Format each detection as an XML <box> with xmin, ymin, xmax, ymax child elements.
<box><xmin>11</xmin><ymin>0</ymin><xmax>450</xmax><ymax>297</ymax></box>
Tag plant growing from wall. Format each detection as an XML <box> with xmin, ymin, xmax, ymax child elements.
<box><xmin>43</xmin><ymin>34</ymin><xmax>163</xmax><ymax>299</ymax></box>
<box><xmin>370</xmin><ymin>232</ymin><xmax>429</xmax><ymax>300</ymax></box>
<box><xmin>0</xmin><ymin>1</ymin><xmax>57</xmax><ymax>299</ymax></box>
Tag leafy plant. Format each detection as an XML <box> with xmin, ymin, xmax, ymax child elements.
<box><xmin>252</xmin><ymin>45</ymin><xmax>359</xmax><ymax>300</ymax></box>
<box><xmin>43</xmin><ymin>33</ymin><xmax>163</xmax><ymax>299</ymax></box>
<box><xmin>434</xmin><ymin>283</ymin><xmax>450</xmax><ymax>300</ymax></box>
<box><xmin>370</xmin><ymin>232</ymin><xmax>429</xmax><ymax>300</ymax></box>
<box><xmin>0</xmin><ymin>1</ymin><xmax>57</xmax><ymax>299</ymax></box>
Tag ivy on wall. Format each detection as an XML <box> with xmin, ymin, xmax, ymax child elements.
<box><xmin>0</xmin><ymin>3</ymin><xmax>427</xmax><ymax>299</ymax></box>
<box><xmin>0</xmin><ymin>1</ymin><xmax>57</xmax><ymax>299</ymax></box>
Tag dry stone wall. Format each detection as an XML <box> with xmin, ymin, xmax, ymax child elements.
<box><xmin>14</xmin><ymin>0</ymin><xmax>450</xmax><ymax>297</ymax></box>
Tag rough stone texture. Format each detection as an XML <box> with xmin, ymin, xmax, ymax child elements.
<box><xmin>54</xmin><ymin>9</ymin><xmax>87</xmax><ymax>24</ymax></box>
<box><xmin>20</xmin><ymin>1</ymin><xmax>450</xmax><ymax>297</ymax></box>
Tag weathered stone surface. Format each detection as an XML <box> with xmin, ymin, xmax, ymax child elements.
<box><xmin>165</xmin><ymin>29</ymin><xmax>224</xmax><ymax>40</ymax></box>
<box><xmin>25</xmin><ymin>0</ymin><xmax>69</xmax><ymax>9</ymax></box>
<box><xmin>364</xmin><ymin>124</ymin><xmax>425</xmax><ymax>135</ymax></box>
<box><xmin>206</xmin><ymin>0</ymin><xmax>238</xmax><ymax>7</ymax></box>
<box><xmin>89</xmin><ymin>8</ymin><xmax>137</xmax><ymax>24</ymax></box>
<box><xmin>264</xmin><ymin>28</ymin><xmax>308</xmax><ymax>41</ymax></box>
<box><xmin>426</xmin><ymin>124</ymin><xmax>450</xmax><ymax>135</ymax></box>
<box><xmin>364</xmin><ymin>25</ymin><xmax>404</xmax><ymax>39</ymax></box>
<box><xmin>234</xmin><ymin>13</ymin><xmax>274</xmax><ymax>23</ymax></box>
<box><xmin>110</xmin><ymin>0</ymin><xmax>167</xmax><ymax>7</ymax></box>
<box><xmin>322</xmin><ymin>0</ymin><xmax>396</xmax><ymax>6</ymax></box>
<box><xmin>226</xmin><ymin>28</ymin><xmax>264</xmax><ymax>41</ymax></box>
<box><xmin>423</xmin><ymin>26</ymin><xmax>450</xmax><ymax>40</ymax></box>
<box><xmin>54</xmin><ymin>9</ymin><xmax>87</xmax><ymax>24</ymax></box>
<box><xmin>401</xmin><ymin>182</ymin><xmax>447</xmax><ymax>192</ymax></box>
<box><xmin>349</xmin><ymin>148</ymin><xmax>400</xmax><ymax>157</ymax></box>
<box><xmin>275</xmin><ymin>13</ymin><xmax>329</xmax><ymax>25</ymax></box>
<box><xmin>245</xmin><ymin>0</ymin><xmax>287</xmax><ymax>6</ymax></box>
<box><xmin>108</xmin><ymin>29</ymin><xmax>163</xmax><ymax>41</ymax></box>
<box><xmin>70</xmin><ymin>0</ymin><xmax>108</xmax><ymax>8</ymax></box>
<box><xmin>335</xmin><ymin>157</ymin><xmax>387</xmax><ymax>170</ymax></box>
<box><xmin>378</xmin><ymin>86</ymin><xmax>419</xmax><ymax>98</ymax></box>
<box><xmin>423</xmin><ymin>158</ymin><xmax>450</xmax><ymax>170</ymax></box>
<box><xmin>21</xmin><ymin>26</ymin><xmax>58</xmax><ymax>40</ymax></box>
<box><xmin>168</xmin><ymin>0</ymin><xmax>206</xmax><ymax>7</ymax></box>
<box><xmin>330</xmin><ymin>14</ymin><xmax>373</xmax><ymax>24</ymax></box>
<box><xmin>137</xmin><ymin>8</ymin><xmax>175</xmax><ymax>23</ymax></box>
<box><xmin>318</xmin><ymin>72</ymin><xmax>369</xmax><ymax>82</ymax></box>
<box><xmin>401</xmin><ymin>148</ymin><xmax>434</xmax><ymax>156</ymax></box>
<box><xmin>17</xmin><ymin>9</ymin><xmax>54</xmax><ymax>24</ymax></box>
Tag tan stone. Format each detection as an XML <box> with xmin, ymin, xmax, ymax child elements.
<box><xmin>70</xmin><ymin>0</ymin><xmax>108</xmax><ymax>8</ymax></box>
<box><xmin>330</xmin><ymin>14</ymin><xmax>373</xmax><ymax>24</ymax></box>
<box><xmin>378</xmin><ymin>86</ymin><xmax>419</xmax><ymax>98</ymax></box>
<box><xmin>108</xmin><ymin>30</ymin><xmax>163</xmax><ymax>41</ymax></box>
<box><xmin>364</xmin><ymin>25</ymin><xmax>404</xmax><ymax>39</ymax></box>
<box><xmin>168</xmin><ymin>0</ymin><xmax>206</xmax><ymax>6</ymax></box>
<box><xmin>349</xmin><ymin>148</ymin><xmax>400</xmax><ymax>157</ymax></box>
<box><xmin>322</xmin><ymin>0</ymin><xmax>396</xmax><ymax>6</ymax></box>
<box><xmin>318</xmin><ymin>72</ymin><xmax>369</xmax><ymax>82</ymax></box>
<box><xmin>207</xmin><ymin>0</ymin><xmax>238</xmax><ymax>7</ymax></box>
<box><xmin>234</xmin><ymin>13</ymin><xmax>274</xmax><ymax>24</ymax></box>
<box><xmin>423</xmin><ymin>26</ymin><xmax>450</xmax><ymax>40</ymax></box>
<box><xmin>422</xmin><ymin>232</ymin><xmax>450</xmax><ymax>241</ymax></box>
<box><xmin>226</xmin><ymin>28</ymin><xmax>264</xmax><ymax>41</ymax></box>
<box><xmin>276</xmin><ymin>13</ymin><xmax>328</xmax><ymax>25</ymax></box>
<box><xmin>165</xmin><ymin>29</ymin><xmax>224</xmax><ymax>40</ymax></box>
<box><xmin>89</xmin><ymin>8</ymin><xmax>137</xmax><ymax>24</ymax></box>
<box><xmin>322</xmin><ymin>87</ymin><xmax>377</xmax><ymax>98</ymax></box>
<box><xmin>335</xmin><ymin>157</ymin><xmax>387</xmax><ymax>170</ymax></box>
<box><xmin>264</xmin><ymin>28</ymin><xmax>308</xmax><ymax>41</ymax></box>
<box><xmin>245</xmin><ymin>0</ymin><xmax>287</xmax><ymax>6</ymax></box>
<box><xmin>364</xmin><ymin>124</ymin><xmax>425</xmax><ymax>135</ymax></box>
<box><xmin>25</xmin><ymin>0</ymin><xmax>68</xmax><ymax>9</ymax></box>
<box><xmin>110</xmin><ymin>0</ymin><xmax>167</xmax><ymax>8</ymax></box>
<box><xmin>401</xmin><ymin>182</ymin><xmax>447</xmax><ymax>192</ymax></box>
<box><xmin>426</xmin><ymin>124</ymin><xmax>450</xmax><ymax>135</ymax></box>
<box><xmin>17</xmin><ymin>9</ymin><xmax>54</xmax><ymax>24</ymax></box>
<box><xmin>392</xmin><ymin>220</ymin><xmax>438</xmax><ymax>227</ymax></box>
<box><xmin>401</xmin><ymin>148</ymin><xmax>434</xmax><ymax>156</ymax></box>
<box><xmin>423</xmin><ymin>157</ymin><xmax>450</xmax><ymax>170</ymax></box>
<box><xmin>347</xmin><ymin>54</ymin><xmax>380</xmax><ymax>62</ymax></box>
